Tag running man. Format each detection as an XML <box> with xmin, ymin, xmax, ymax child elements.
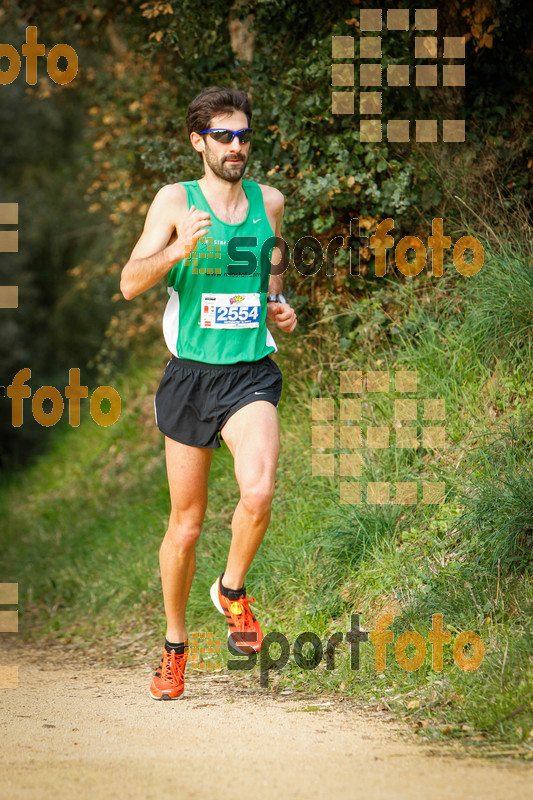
<box><xmin>120</xmin><ymin>87</ymin><xmax>297</xmax><ymax>700</ymax></box>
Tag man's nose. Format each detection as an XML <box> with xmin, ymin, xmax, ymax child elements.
<box><xmin>229</xmin><ymin>135</ymin><xmax>243</xmax><ymax>151</ymax></box>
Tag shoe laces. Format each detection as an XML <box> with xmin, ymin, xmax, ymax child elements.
<box><xmin>163</xmin><ymin>648</ymin><xmax>187</xmax><ymax>683</ymax></box>
<box><xmin>229</xmin><ymin>595</ymin><xmax>256</xmax><ymax>629</ymax></box>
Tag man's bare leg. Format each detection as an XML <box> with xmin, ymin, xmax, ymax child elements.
<box><xmin>219</xmin><ymin>401</ymin><xmax>280</xmax><ymax>589</ymax></box>
<box><xmin>160</xmin><ymin>436</ymin><xmax>213</xmax><ymax>642</ymax></box>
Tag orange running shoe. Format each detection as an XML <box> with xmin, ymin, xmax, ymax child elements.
<box><xmin>210</xmin><ymin>575</ymin><xmax>263</xmax><ymax>655</ymax></box>
<box><xmin>149</xmin><ymin>644</ymin><xmax>188</xmax><ymax>700</ymax></box>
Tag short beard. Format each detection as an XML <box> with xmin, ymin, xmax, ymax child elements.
<box><xmin>203</xmin><ymin>142</ymin><xmax>248</xmax><ymax>183</ymax></box>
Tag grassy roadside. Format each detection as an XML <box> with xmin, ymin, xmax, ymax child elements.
<box><xmin>1</xmin><ymin>236</ymin><xmax>532</xmax><ymax>756</ymax></box>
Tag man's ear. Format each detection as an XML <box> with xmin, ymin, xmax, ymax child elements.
<box><xmin>190</xmin><ymin>132</ymin><xmax>205</xmax><ymax>155</ymax></box>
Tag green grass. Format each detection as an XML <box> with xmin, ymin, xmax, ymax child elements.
<box><xmin>1</xmin><ymin>235</ymin><xmax>532</xmax><ymax>754</ymax></box>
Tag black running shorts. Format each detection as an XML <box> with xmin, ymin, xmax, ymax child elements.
<box><xmin>154</xmin><ymin>355</ymin><xmax>283</xmax><ymax>449</ymax></box>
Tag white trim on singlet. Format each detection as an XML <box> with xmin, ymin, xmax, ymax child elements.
<box><xmin>162</xmin><ymin>286</ymin><xmax>180</xmax><ymax>357</ymax></box>
<box><xmin>266</xmin><ymin>326</ymin><xmax>277</xmax><ymax>353</ymax></box>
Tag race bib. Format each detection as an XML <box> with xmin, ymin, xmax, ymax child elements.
<box><xmin>200</xmin><ymin>293</ymin><xmax>261</xmax><ymax>329</ymax></box>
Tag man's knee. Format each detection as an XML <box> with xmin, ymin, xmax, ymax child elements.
<box><xmin>164</xmin><ymin>518</ymin><xmax>202</xmax><ymax>554</ymax></box>
<box><xmin>240</xmin><ymin>476</ymin><xmax>275</xmax><ymax>518</ymax></box>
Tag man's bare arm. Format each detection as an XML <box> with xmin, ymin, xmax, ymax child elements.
<box><xmin>262</xmin><ymin>185</ymin><xmax>297</xmax><ymax>333</ymax></box>
<box><xmin>120</xmin><ymin>184</ymin><xmax>211</xmax><ymax>301</ymax></box>
<box><xmin>265</xmin><ymin>187</ymin><xmax>286</xmax><ymax>295</ymax></box>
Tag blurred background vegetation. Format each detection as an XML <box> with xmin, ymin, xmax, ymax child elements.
<box><xmin>1</xmin><ymin>0</ymin><xmax>531</xmax><ymax>466</ymax></box>
<box><xmin>0</xmin><ymin>0</ymin><xmax>531</xmax><ymax>752</ymax></box>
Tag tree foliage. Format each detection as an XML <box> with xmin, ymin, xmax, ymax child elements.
<box><xmin>0</xmin><ymin>0</ymin><xmax>531</xmax><ymax>468</ymax></box>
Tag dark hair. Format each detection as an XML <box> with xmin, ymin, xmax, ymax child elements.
<box><xmin>186</xmin><ymin>87</ymin><xmax>252</xmax><ymax>135</ymax></box>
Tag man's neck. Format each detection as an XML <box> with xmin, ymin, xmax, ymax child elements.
<box><xmin>198</xmin><ymin>173</ymin><xmax>246</xmax><ymax>213</ymax></box>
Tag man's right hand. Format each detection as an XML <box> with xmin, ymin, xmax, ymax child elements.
<box><xmin>169</xmin><ymin>204</ymin><xmax>212</xmax><ymax>263</ymax></box>
<box><xmin>121</xmin><ymin>185</ymin><xmax>211</xmax><ymax>301</ymax></box>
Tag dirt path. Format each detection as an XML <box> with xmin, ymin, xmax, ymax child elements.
<box><xmin>1</xmin><ymin>634</ymin><xmax>531</xmax><ymax>800</ymax></box>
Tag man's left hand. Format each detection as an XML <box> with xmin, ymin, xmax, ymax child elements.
<box><xmin>267</xmin><ymin>301</ymin><xmax>297</xmax><ymax>333</ymax></box>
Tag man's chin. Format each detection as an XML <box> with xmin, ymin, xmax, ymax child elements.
<box><xmin>221</xmin><ymin>162</ymin><xmax>247</xmax><ymax>181</ymax></box>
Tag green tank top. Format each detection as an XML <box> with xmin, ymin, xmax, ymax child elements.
<box><xmin>162</xmin><ymin>179</ymin><xmax>278</xmax><ymax>364</ymax></box>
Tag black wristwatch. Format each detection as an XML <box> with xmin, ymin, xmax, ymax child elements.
<box><xmin>267</xmin><ymin>293</ymin><xmax>287</xmax><ymax>304</ymax></box>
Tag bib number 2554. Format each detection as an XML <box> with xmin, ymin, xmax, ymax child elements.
<box><xmin>201</xmin><ymin>293</ymin><xmax>261</xmax><ymax>329</ymax></box>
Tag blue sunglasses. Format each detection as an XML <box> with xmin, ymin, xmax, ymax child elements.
<box><xmin>199</xmin><ymin>128</ymin><xmax>253</xmax><ymax>144</ymax></box>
